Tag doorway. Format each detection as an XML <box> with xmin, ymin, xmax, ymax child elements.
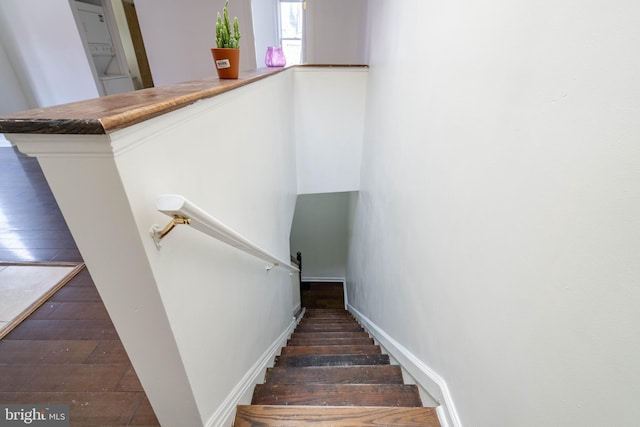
<box><xmin>121</xmin><ymin>0</ymin><xmax>153</xmax><ymax>88</ymax></box>
<box><xmin>73</xmin><ymin>0</ymin><xmax>153</xmax><ymax>93</ymax></box>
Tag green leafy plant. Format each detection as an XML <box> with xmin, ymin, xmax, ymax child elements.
<box><xmin>216</xmin><ymin>0</ymin><xmax>240</xmax><ymax>49</ymax></box>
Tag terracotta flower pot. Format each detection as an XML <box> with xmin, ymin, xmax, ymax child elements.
<box><xmin>211</xmin><ymin>48</ymin><xmax>240</xmax><ymax>79</ymax></box>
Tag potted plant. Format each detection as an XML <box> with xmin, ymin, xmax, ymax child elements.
<box><xmin>212</xmin><ymin>0</ymin><xmax>241</xmax><ymax>79</ymax></box>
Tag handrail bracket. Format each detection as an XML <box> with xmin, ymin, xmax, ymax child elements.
<box><xmin>151</xmin><ymin>215</ymin><xmax>191</xmax><ymax>249</ymax></box>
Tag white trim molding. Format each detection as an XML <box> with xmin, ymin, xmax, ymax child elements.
<box><xmin>301</xmin><ymin>276</ymin><xmax>345</xmax><ymax>283</ymax></box>
<box><xmin>348</xmin><ymin>305</ymin><xmax>462</xmax><ymax>427</ymax></box>
<box><xmin>205</xmin><ymin>317</ymin><xmax>296</xmax><ymax>427</ymax></box>
<box><xmin>293</xmin><ymin>302</ymin><xmax>302</xmax><ymax>318</ymax></box>
<box><xmin>0</xmin><ymin>134</ymin><xmax>12</xmax><ymax>148</ymax></box>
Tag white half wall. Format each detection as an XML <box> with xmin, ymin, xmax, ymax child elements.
<box><xmin>294</xmin><ymin>67</ymin><xmax>367</xmax><ymax>194</ymax></box>
<box><xmin>347</xmin><ymin>1</ymin><xmax>640</xmax><ymax>427</ymax></box>
<box><xmin>10</xmin><ymin>71</ymin><xmax>299</xmax><ymax>426</ymax></box>
<box><xmin>135</xmin><ymin>0</ymin><xmax>257</xmax><ymax>86</ymax></box>
<box><xmin>0</xmin><ymin>0</ymin><xmax>99</xmax><ymax>107</ymax></box>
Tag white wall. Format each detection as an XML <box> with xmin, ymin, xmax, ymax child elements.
<box><xmin>0</xmin><ymin>0</ymin><xmax>99</xmax><ymax>107</ymax></box>
<box><xmin>347</xmin><ymin>1</ymin><xmax>640</xmax><ymax>426</ymax></box>
<box><xmin>114</xmin><ymin>74</ymin><xmax>298</xmax><ymax>424</ymax></box>
<box><xmin>0</xmin><ymin>38</ymin><xmax>30</xmax><ymax>147</ymax></box>
<box><xmin>290</xmin><ymin>192</ymin><xmax>353</xmax><ymax>280</ymax></box>
<box><xmin>0</xmin><ymin>39</ymin><xmax>30</xmax><ymax>115</ymax></box>
<box><xmin>135</xmin><ymin>0</ymin><xmax>257</xmax><ymax>86</ymax></box>
<box><xmin>251</xmin><ymin>0</ymin><xmax>278</xmax><ymax>67</ymax></box>
<box><xmin>305</xmin><ymin>0</ymin><xmax>368</xmax><ymax>64</ymax></box>
<box><xmin>294</xmin><ymin>67</ymin><xmax>367</xmax><ymax>194</ymax></box>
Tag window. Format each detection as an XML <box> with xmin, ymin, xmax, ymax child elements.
<box><xmin>279</xmin><ymin>0</ymin><xmax>304</xmax><ymax>65</ymax></box>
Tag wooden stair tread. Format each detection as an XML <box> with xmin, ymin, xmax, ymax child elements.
<box><xmin>303</xmin><ymin>314</ymin><xmax>352</xmax><ymax>319</ymax></box>
<box><xmin>234</xmin><ymin>405</ymin><xmax>440</xmax><ymax>426</ymax></box>
<box><xmin>297</xmin><ymin>321</ymin><xmax>361</xmax><ymax>326</ymax></box>
<box><xmin>264</xmin><ymin>365</ymin><xmax>404</xmax><ymax>384</ymax></box>
<box><xmin>296</xmin><ymin>324</ymin><xmax>364</xmax><ymax>332</ymax></box>
<box><xmin>291</xmin><ymin>331</ymin><xmax>370</xmax><ymax>340</ymax></box>
<box><xmin>275</xmin><ymin>354</ymin><xmax>390</xmax><ymax>367</ymax></box>
<box><xmin>299</xmin><ymin>318</ymin><xmax>357</xmax><ymax>322</ymax></box>
<box><xmin>288</xmin><ymin>337</ymin><xmax>374</xmax><ymax>346</ymax></box>
<box><xmin>302</xmin><ymin>315</ymin><xmax>355</xmax><ymax>320</ymax></box>
<box><xmin>252</xmin><ymin>384</ymin><xmax>423</xmax><ymax>407</ymax></box>
<box><xmin>302</xmin><ymin>285</ymin><xmax>345</xmax><ymax>309</ymax></box>
<box><xmin>300</xmin><ymin>316</ymin><xmax>358</xmax><ymax>323</ymax></box>
<box><xmin>281</xmin><ymin>345</ymin><xmax>381</xmax><ymax>356</ymax></box>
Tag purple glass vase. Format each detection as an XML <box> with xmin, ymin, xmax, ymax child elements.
<box><xmin>265</xmin><ymin>46</ymin><xmax>286</xmax><ymax>67</ymax></box>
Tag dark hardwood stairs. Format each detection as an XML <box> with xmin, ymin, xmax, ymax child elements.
<box><xmin>234</xmin><ymin>308</ymin><xmax>441</xmax><ymax>426</ymax></box>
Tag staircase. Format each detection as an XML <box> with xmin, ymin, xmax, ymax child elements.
<box><xmin>234</xmin><ymin>308</ymin><xmax>441</xmax><ymax>426</ymax></box>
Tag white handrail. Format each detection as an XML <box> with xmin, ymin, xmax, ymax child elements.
<box><xmin>151</xmin><ymin>194</ymin><xmax>299</xmax><ymax>273</ymax></box>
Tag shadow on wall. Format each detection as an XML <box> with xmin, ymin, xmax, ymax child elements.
<box><xmin>289</xmin><ymin>191</ymin><xmax>357</xmax><ymax>282</ymax></box>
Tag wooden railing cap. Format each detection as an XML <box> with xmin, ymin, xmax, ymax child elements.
<box><xmin>0</xmin><ymin>65</ymin><xmax>368</xmax><ymax>136</ymax></box>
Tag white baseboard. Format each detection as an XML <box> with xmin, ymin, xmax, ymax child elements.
<box><xmin>205</xmin><ymin>317</ymin><xmax>296</xmax><ymax>427</ymax></box>
<box><xmin>301</xmin><ymin>276</ymin><xmax>345</xmax><ymax>283</ymax></box>
<box><xmin>348</xmin><ymin>304</ymin><xmax>462</xmax><ymax>427</ymax></box>
<box><xmin>293</xmin><ymin>302</ymin><xmax>302</xmax><ymax>317</ymax></box>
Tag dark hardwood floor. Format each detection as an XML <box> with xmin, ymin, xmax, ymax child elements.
<box><xmin>0</xmin><ymin>147</ymin><xmax>81</xmax><ymax>263</ymax></box>
<box><xmin>301</xmin><ymin>282</ymin><xmax>345</xmax><ymax>309</ymax></box>
<box><xmin>0</xmin><ymin>147</ymin><xmax>159</xmax><ymax>426</ymax></box>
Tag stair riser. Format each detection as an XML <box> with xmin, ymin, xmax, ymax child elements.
<box><xmin>291</xmin><ymin>332</ymin><xmax>370</xmax><ymax>340</ymax></box>
<box><xmin>296</xmin><ymin>326</ymin><xmax>364</xmax><ymax>332</ymax></box>
<box><xmin>287</xmin><ymin>338</ymin><xmax>374</xmax><ymax>346</ymax></box>
<box><xmin>304</xmin><ymin>312</ymin><xmax>350</xmax><ymax>317</ymax></box>
<box><xmin>302</xmin><ymin>313</ymin><xmax>354</xmax><ymax>317</ymax></box>
<box><xmin>264</xmin><ymin>366</ymin><xmax>404</xmax><ymax>385</ymax></box>
<box><xmin>298</xmin><ymin>321</ymin><xmax>359</xmax><ymax>325</ymax></box>
<box><xmin>275</xmin><ymin>354</ymin><xmax>390</xmax><ymax>367</ymax></box>
<box><xmin>301</xmin><ymin>314</ymin><xmax>354</xmax><ymax>317</ymax></box>
<box><xmin>299</xmin><ymin>320</ymin><xmax>354</xmax><ymax>324</ymax></box>
<box><xmin>302</xmin><ymin>314</ymin><xmax>354</xmax><ymax>319</ymax></box>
